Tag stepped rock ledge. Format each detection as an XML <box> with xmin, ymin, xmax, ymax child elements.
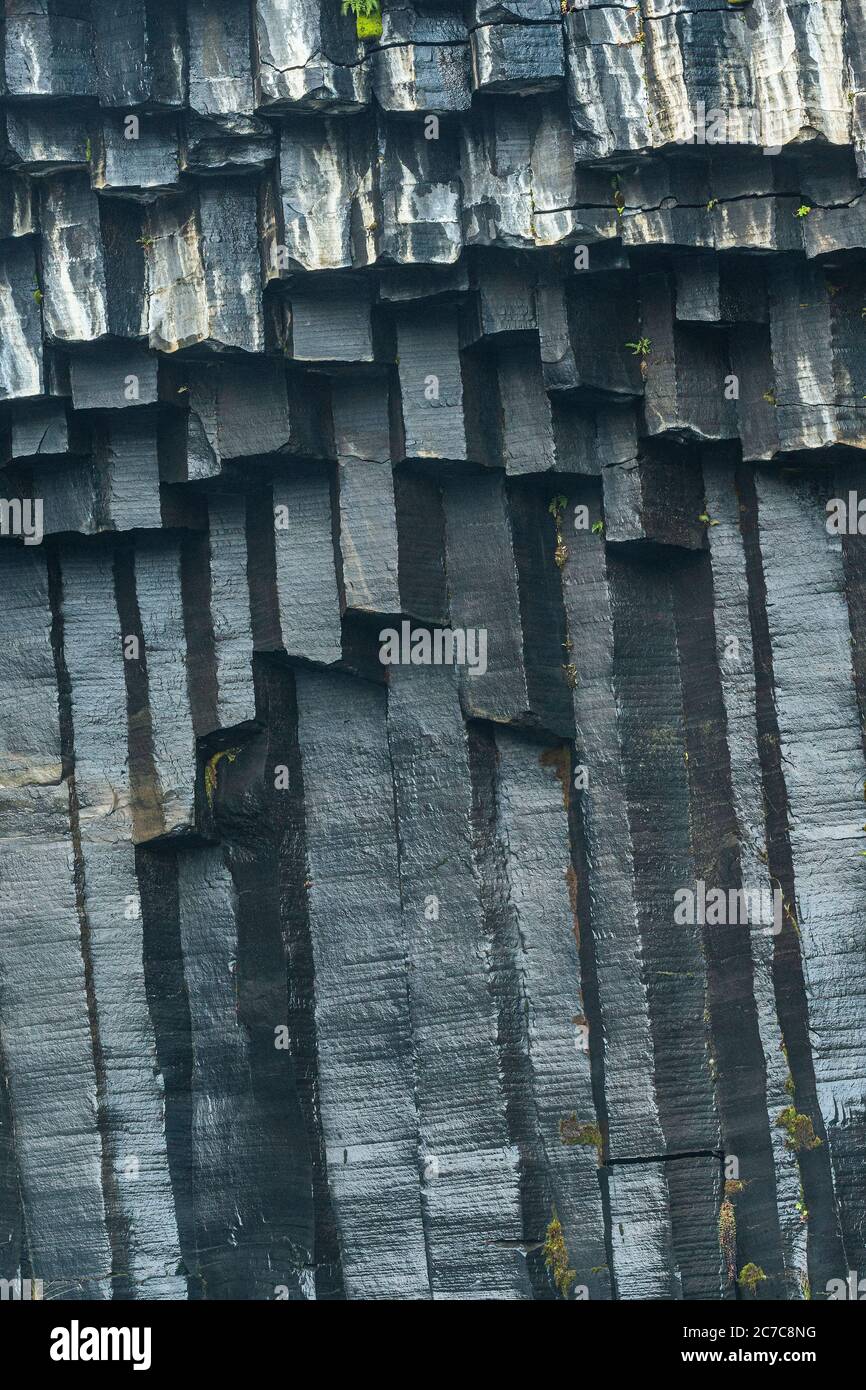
<box><xmin>0</xmin><ymin>0</ymin><xmax>864</xmax><ymax>1303</ymax></box>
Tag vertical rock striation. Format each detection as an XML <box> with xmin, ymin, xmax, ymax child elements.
<box><xmin>0</xmin><ymin>0</ymin><xmax>864</xmax><ymax>1302</ymax></box>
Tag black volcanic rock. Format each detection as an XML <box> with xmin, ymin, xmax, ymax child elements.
<box><xmin>0</xmin><ymin>0</ymin><xmax>864</xmax><ymax>1307</ymax></box>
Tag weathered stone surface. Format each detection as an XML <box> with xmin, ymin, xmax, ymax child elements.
<box><xmin>38</xmin><ymin>175</ymin><xmax>111</xmax><ymax>345</ymax></box>
<box><xmin>0</xmin><ymin>0</ymin><xmax>864</xmax><ymax>1307</ymax></box>
<box><xmin>0</xmin><ymin>172</ymin><xmax>33</xmax><ymax>238</ymax></box>
<box><xmin>0</xmin><ymin>103</ymin><xmax>90</xmax><ymax>175</ymax></box>
<box><xmin>754</xmin><ymin>470</ymin><xmax>866</xmax><ymax>1273</ymax></box>
<box><xmin>92</xmin><ymin>114</ymin><xmax>181</xmax><ymax>199</ymax></box>
<box><xmin>537</xmin><ymin>270</ymin><xmax>643</xmax><ymax>400</ymax></box>
<box><xmin>144</xmin><ymin>184</ymin><xmax>264</xmax><ymax>353</ymax></box>
<box><xmin>7</xmin><ymin>397</ymin><xmax>80</xmax><ymax>461</ymax></box>
<box><xmin>559</xmin><ymin>506</ymin><xmax>667</xmax><ymax>1164</ymax></box>
<box><xmin>93</xmin><ymin>0</ymin><xmax>186</xmax><ymax>110</ymax></box>
<box><xmin>173</xmin><ymin>840</ymin><xmax>314</xmax><ymax>1298</ymax></box>
<box><xmin>69</xmin><ymin>346</ymin><xmax>158</xmax><ymax>411</ymax></box>
<box><xmin>640</xmin><ymin>271</ymin><xmax>739</xmax><ymax>443</ymax></box>
<box><xmin>204</xmin><ymin>494</ymin><xmax>257</xmax><ymax>732</ymax></box>
<box><xmin>188</xmin><ymin>0</ymin><xmax>255</xmax><ymax>118</ymax></box>
<box><xmin>471</xmin><ymin>20</ymin><xmax>564</xmax><ymax>96</ymax></box>
<box><xmin>377</xmin><ymin>115</ymin><xmax>463</xmax><ymax>265</ymax></box>
<box><xmin>4</xmin><ymin>1</ymin><xmax>97</xmax><ymax>101</ymax></box>
<box><xmin>386</xmin><ymin>664</ymin><xmax>528</xmax><ymax>1297</ymax></box>
<box><xmin>252</xmin><ymin>0</ymin><xmax>370</xmax><ymax>112</ymax></box>
<box><xmin>602</xmin><ymin>445</ymin><xmax>706</xmax><ymax>548</ymax></box>
<box><xmin>161</xmin><ymin>358</ymin><xmax>328</xmax><ymax>470</ymax></box>
<box><xmin>288</xmin><ymin>277</ymin><xmax>375</xmax><ymax>363</ymax></box>
<box><xmin>443</xmin><ymin>469</ymin><xmax>529</xmax><ymax>722</ymax></box>
<box><xmin>335</xmin><ymin>441</ymin><xmax>401</xmax><ymax>616</ymax></box>
<box><xmin>57</xmin><ymin>541</ymin><xmax>185</xmax><ymax>1298</ymax></box>
<box><xmin>249</xmin><ymin>467</ymin><xmax>343</xmax><ymax>666</ymax></box>
<box><xmin>182</xmin><ymin>112</ymin><xmax>276</xmax><ymax>175</ymax></box>
<box><xmin>264</xmin><ymin>115</ymin><xmax>377</xmax><ymax>274</ymax></box>
<box><xmin>703</xmin><ymin>457</ymin><xmax>808</xmax><ymax>1295</ymax></box>
<box><xmin>487</xmin><ymin>726</ymin><xmax>609</xmax><ymax>1296</ymax></box>
<box><xmin>132</xmin><ymin>536</ymin><xmax>197</xmax><ymax>841</ymax></box>
<box><xmin>293</xmin><ymin>668</ymin><xmax>429</xmax><ymax>1298</ymax></box>
<box><xmin>372</xmin><ymin>35</ymin><xmax>471</xmax><ymax>116</ymax></box>
<box><xmin>0</xmin><ymin>547</ymin><xmax>111</xmax><ymax>1299</ymax></box>
<box><xmin>0</xmin><ymin>237</ymin><xmax>43</xmax><ymax>400</ymax></box>
<box><xmin>330</xmin><ymin>372</ymin><xmax>400</xmax><ymax>617</ymax></box>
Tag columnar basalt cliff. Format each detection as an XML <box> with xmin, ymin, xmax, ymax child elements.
<box><xmin>0</xmin><ymin>0</ymin><xmax>865</xmax><ymax>1302</ymax></box>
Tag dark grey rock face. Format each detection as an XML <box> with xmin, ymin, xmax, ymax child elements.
<box><xmin>0</xmin><ymin>0</ymin><xmax>864</xmax><ymax>1303</ymax></box>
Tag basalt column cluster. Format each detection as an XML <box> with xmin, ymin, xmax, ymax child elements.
<box><xmin>0</xmin><ymin>0</ymin><xmax>865</xmax><ymax>1301</ymax></box>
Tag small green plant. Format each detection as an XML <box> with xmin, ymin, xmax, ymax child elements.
<box><xmin>204</xmin><ymin>746</ymin><xmax>241</xmax><ymax>808</ymax></box>
<box><xmin>559</xmin><ymin>1114</ymin><xmax>602</xmax><ymax>1152</ymax></box>
<box><xmin>341</xmin><ymin>0</ymin><xmax>382</xmax><ymax>38</ymax></box>
<box><xmin>619</xmin><ymin>11</ymin><xmax>645</xmax><ymax>45</ymax></box>
<box><xmin>548</xmin><ymin>495</ymin><xmax>569</xmax><ymax>569</ymax></box>
<box><xmin>591</xmin><ymin>520</ymin><xmax>605</xmax><ymax>536</ymax></box>
<box><xmin>724</xmin><ymin>1179</ymin><xmax>747</xmax><ymax>1196</ymax></box>
<box><xmin>626</xmin><ymin>337</ymin><xmax>651</xmax><ymax>357</ymax></box>
<box><xmin>84</xmin><ymin>136</ymin><xmax>92</xmax><ymax>162</ymax></box>
<box><xmin>706</xmin><ymin>198</ymin><xmax>718</xmax><ymax>211</ymax></box>
<box><xmin>544</xmin><ymin>1210</ymin><xmax>576</xmax><ymax>1298</ymax></box>
<box><xmin>698</xmin><ymin>512</ymin><xmax>720</xmax><ymax>526</ymax></box>
<box><xmin>762</xmin><ymin>389</ymin><xmax>776</xmax><ymax>405</ymax></box>
<box><xmin>776</xmin><ymin>1106</ymin><xmax>822</xmax><ymax>1153</ymax></box>
<box><xmin>795</xmin><ymin>205</ymin><xmax>812</xmax><ymax>219</ymax></box>
<box><xmin>719</xmin><ymin>1200</ymin><xmax>737</xmax><ymax>1285</ymax></box>
<box><xmin>32</xmin><ymin>286</ymin><xmax>43</xmax><ymax>304</ymax></box>
<box><xmin>137</xmin><ymin>235</ymin><xmax>155</xmax><ymax>250</ymax></box>
<box><xmin>738</xmin><ymin>1263</ymin><xmax>767</xmax><ymax>1296</ymax></box>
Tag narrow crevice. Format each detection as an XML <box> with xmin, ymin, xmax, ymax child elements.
<box><xmin>607</xmin><ymin>547</ymin><xmax>718</xmax><ymax>1157</ymax></box>
<box><xmin>245</xmin><ymin>483</ymin><xmax>282</xmax><ymax>653</ymax></box>
<box><xmin>565</xmin><ymin>732</ymin><xmax>617</xmax><ymax>1290</ymax></box>
<box><xmin>606</xmin><ymin>1150</ymin><xmax>722</xmax><ymax>1166</ymax></box>
<box><xmin>136</xmin><ymin>844</ymin><xmax>199</xmax><ymax>1300</ymax></box>
<box><xmin>467</xmin><ymin>720</ymin><xmax>552</xmax><ymax>1299</ymax></box>
<box><xmin>508</xmin><ymin>475</ymin><xmax>577</xmax><ymax>740</ymax></box>
<box><xmin>266</xmin><ymin>661</ymin><xmax>346</xmax><ymax>1300</ymax></box>
<box><xmin>0</xmin><ymin>1028</ymin><xmax>28</xmax><ymax>1286</ymax></box>
<box><xmin>180</xmin><ymin>528</ymin><xmax>219</xmax><ymax>739</ymax></box>
<box><xmin>672</xmin><ymin>547</ymin><xmax>786</xmax><ymax>1294</ymax></box>
<box><xmin>208</xmin><ymin>664</ymin><xmax>317</xmax><ymax>1299</ymax></box>
<box><xmin>46</xmin><ymin>545</ymin><xmax>130</xmax><ymax>1301</ymax></box>
<box><xmin>381</xmin><ymin>671</ymin><xmax>436</xmax><ymax>1301</ymax></box>
<box><xmin>113</xmin><ymin>539</ymin><xmax>163</xmax><ymax>842</ymax></box>
<box><xmin>827</xmin><ymin>459</ymin><xmax>866</xmax><ymax>1274</ymax></box>
<box><xmin>735</xmin><ymin>462</ymin><xmax>848</xmax><ymax>1293</ymax></box>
